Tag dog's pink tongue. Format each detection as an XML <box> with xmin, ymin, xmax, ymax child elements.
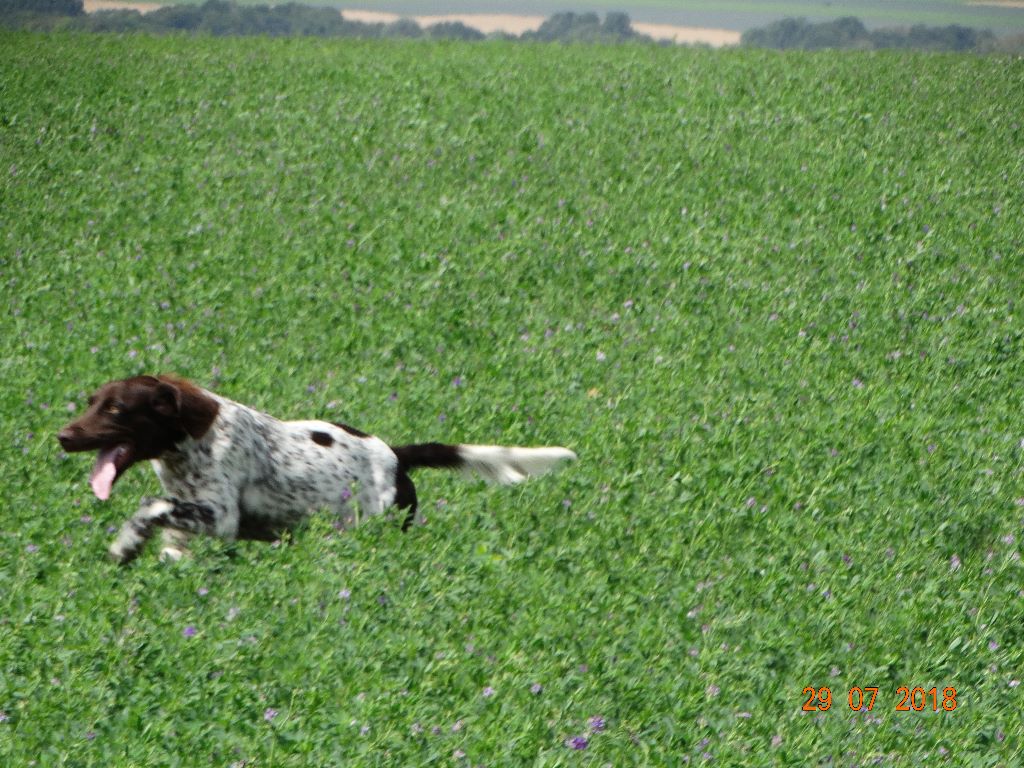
<box><xmin>90</xmin><ymin>447</ymin><xmax>120</xmax><ymax>501</ymax></box>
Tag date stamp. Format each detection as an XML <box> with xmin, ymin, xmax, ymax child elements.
<box><xmin>802</xmin><ymin>686</ymin><xmax>958</xmax><ymax>712</ymax></box>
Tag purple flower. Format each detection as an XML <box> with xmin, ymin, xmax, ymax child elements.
<box><xmin>0</xmin><ymin>711</ymin><xmax>8</xmax><ymax>723</ymax></box>
<box><xmin>197</xmin><ymin>587</ymin><xmax>209</xmax><ymax>597</ymax></box>
<box><xmin>596</xmin><ymin>351</ymin><xmax>607</xmax><ymax>362</ymax></box>
<box><xmin>566</xmin><ymin>736</ymin><xmax>589</xmax><ymax>750</ymax></box>
<box><xmin>771</xmin><ymin>734</ymin><xmax>783</xmax><ymax>747</ymax></box>
<box><xmin>452</xmin><ymin>749</ymin><xmax>465</xmax><ymax>759</ymax></box>
<box><xmin>989</xmin><ymin>640</ymin><xmax>1000</xmax><ymax>651</ymax></box>
<box><xmin>706</xmin><ymin>684</ymin><xmax>720</xmax><ymax>697</ymax></box>
<box><xmin>25</xmin><ymin>544</ymin><xmax>38</xmax><ymax>554</ymax></box>
<box><xmin>182</xmin><ymin>625</ymin><xmax>197</xmax><ymax>638</ymax></box>
<box><xmin>85</xmin><ymin>731</ymin><xmax>96</xmax><ymax>741</ymax></box>
<box><xmin>530</xmin><ymin>683</ymin><xmax>543</xmax><ymax>695</ymax></box>
<box><xmin>339</xmin><ymin>588</ymin><xmax>351</xmax><ymax>600</ymax></box>
<box><xmin>482</xmin><ymin>686</ymin><xmax>495</xmax><ymax>698</ymax></box>
<box><xmin>451</xmin><ymin>376</ymin><xmax>463</xmax><ymax>388</ymax></box>
<box><xmin>360</xmin><ymin>724</ymin><xmax>370</xmax><ymax>736</ymax></box>
<box><xmin>950</xmin><ymin>554</ymin><xmax>962</xmax><ymax>571</ymax></box>
<box><xmin>451</xmin><ymin>719</ymin><xmax>463</xmax><ymax>732</ymax></box>
<box><xmin>588</xmin><ymin>716</ymin><xmax>606</xmax><ymax>733</ymax></box>
<box><xmin>341</xmin><ymin>486</ymin><xmax>353</xmax><ymax>502</ymax></box>
<box><xmin>264</xmin><ymin>708</ymin><xmax>278</xmax><ymax>722</ymax></box>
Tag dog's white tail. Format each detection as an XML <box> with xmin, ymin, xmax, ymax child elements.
<box><xmin>392</xmin><ymin>442</ymin><xmax>576</xmax><ymax>484</ymax></box>
<box><xmin>456</xmin><ymin>445</ymin><xmax>577</xmax><ymax>485</ymax></box>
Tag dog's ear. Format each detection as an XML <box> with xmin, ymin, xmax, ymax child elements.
<box><xmin>151</xmin><ymin>381</ymin><xmax>181</xmax><ymax>417</ymax></box>
<box><xmin>156</xmin><ymin>375</ymin><xmax>219</xmax><ymax>439</ymax></box>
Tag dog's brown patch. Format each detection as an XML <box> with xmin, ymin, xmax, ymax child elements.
<box><xmin>332</xmin><ymin>421</ymin><xmax>370</xmax><ymax>439</ymax></box>
<box><xmin>311</xmin><ymin>431</ymin><xmax>334</xmax><ymax>447</ymax></box>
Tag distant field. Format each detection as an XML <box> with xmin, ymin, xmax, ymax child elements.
<box><xmin>2</xmin><ymin>31</ymin><xmax>1024</xmax><ymax>766</ymax></box>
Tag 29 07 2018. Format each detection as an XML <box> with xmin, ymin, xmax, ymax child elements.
<box><xmin>802</xmin><ymin>686</ymin><xmax>958</xmax><ymax>712</ymax></box>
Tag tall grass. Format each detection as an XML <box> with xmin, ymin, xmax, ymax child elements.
<box><xmin>1</xmin><ymin>32</ymin><xmax>1022</xmax><ymax>765</ymax></box>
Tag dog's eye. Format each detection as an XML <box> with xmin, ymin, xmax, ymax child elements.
<box><xmin>105</xmin><ymin>403</ymin><xmax>123</xmax><ymax>416</ymax></box>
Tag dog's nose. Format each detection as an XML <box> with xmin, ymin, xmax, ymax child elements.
<box><xmin>57</xmin><ymin>428</ymin><xmax>77</xmax><ymax>450</ymax></box>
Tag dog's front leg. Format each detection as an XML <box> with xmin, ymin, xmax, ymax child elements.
<box><xmin>109</xmin><ymin>497</ymin><xmax>238</xmax><ymax>564</ymax></box>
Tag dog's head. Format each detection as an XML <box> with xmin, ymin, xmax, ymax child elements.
<box><xmin>57</xmin><ymin>375</ymin><xmax>219</xmax><ymax>500</ymax></box>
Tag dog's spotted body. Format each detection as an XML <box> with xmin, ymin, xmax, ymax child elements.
<box><xmin>57</xmin><ymin>375</ymin><xmax>576</xmax><ymax>563</ymax></box>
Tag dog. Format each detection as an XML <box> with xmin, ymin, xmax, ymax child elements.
<box><xmin>57</xmin><ymin>374</ymin><xmax>576</xmax><ymax>563</ymax></box>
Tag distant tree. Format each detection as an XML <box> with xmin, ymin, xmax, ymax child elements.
<box><xmin>426</xmin><ymin>21</ymin><xmax>484</xmax><ymax>41</ymax></box>
<box><xmin>899</xmin><ymin>23</ymin><xmax>994</xmax><ymax>51</ymax></box>
<box><xmin>382</xmin><ymin>18</ymin><xmax>422</xmax><ymax>39</ymax></box>
<box><xmin>743</xmin><ymin>15</ymin><xmax>996</xmax><ymax>52</ymax></box>
<box><xmin>742</xmin><ymin>17</ymin><xmax>807</xmax><ymax>49</ymax></box>
<box><xmin>995</xmin><ymin>32</ymin><xmax>1024</xmax><ymax>52</ymax></box>
<box><xmin>144</xmin><ymin>4</ymin><xmax>202</xmax><ymax>31</ymax></box>
<box><xmin>0</xmin><ymin>0</ymin><xmax>82</xmax><ymax>15</ymax></box>
<box><xmin>526</xmin><ymin>11</ymin><xmax>602</xmax><ymax>42</ymax></box>
<box><xmin>804</xmin><ymin>16</ymin><xmax>869</xmax><ymax>49</ymax></box>
<box><xmin>602</xmin><ymin>11</ymin><xmax>634</xmax><ymax>39</ymax></box>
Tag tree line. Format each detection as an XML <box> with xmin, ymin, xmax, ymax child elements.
<box><xmin>0</xmin><ymin>0</ymin><xmax>654</xmax><ymax>43</ymax></box>
<box><xmin>741</xmin><ymin>16</ymin><xmax>1023</xmax><ymax>53</ymax></box>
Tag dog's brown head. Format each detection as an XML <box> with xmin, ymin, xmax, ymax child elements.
<box><xmin>57</xmin><ymin>375</ymin><xmax>219</xmax><ymax>500</ymax></box>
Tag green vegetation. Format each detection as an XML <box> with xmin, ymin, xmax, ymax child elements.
<box><xmin>2</xmin><ymin>32</ymin><xmax>1023</xmax><ymax>765</ymax></box>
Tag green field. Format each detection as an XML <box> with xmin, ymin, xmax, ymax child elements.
<box><xmin>2</xmin><ymin>32</ymin><xmax>1024</xmax><ymax>765</ymax></box>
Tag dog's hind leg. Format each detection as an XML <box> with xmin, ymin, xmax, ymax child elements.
<box><xmin>395</xmin><ymin>470</ymin><xmax>419</xmax><ymax>532</ymax></box>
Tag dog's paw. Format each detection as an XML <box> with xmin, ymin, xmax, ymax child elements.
<box><xmin>108</xmin><ymin>539</ymin><xmax>138</xmax><ymax>565</ymax></box>
<box><xmin>159</xmin><ymin>546</ymin><xmax>188</xmax><ymax>563</ymax></box>
<box><xmin>109</xmin><ymin>523</ymin><xmax>147</xmax><ymax>564</ymax></box>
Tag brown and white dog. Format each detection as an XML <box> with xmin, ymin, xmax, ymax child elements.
<box><xmin>57</xmin><ymin>375</ymin><xmax>576</xmax><ymax>563</ymax></box>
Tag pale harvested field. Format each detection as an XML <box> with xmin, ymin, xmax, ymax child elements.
<box><xmin>82</xmin><ymin>1</ymin><xmax>741</xmax><ymax>46</ymax></box>
<box><xmin>967</xmin><ymin>0</ymin><xmax>1024</xmax><ymax>8</ymax></box>
<box><xmin>84</xmin><ymin>0</ymin><xmax>161</xmax><ymax>11</ymax></box>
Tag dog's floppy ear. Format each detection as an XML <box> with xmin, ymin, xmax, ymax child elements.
<box><xmin>156</xmin><ymin>375</ymin><xmax>220</xmax><ymax>439</ymax></box>
<box><xmin>151</xmin><ymin>380</ymin><xmax>181</xmax><ymax>417</ymax></box>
